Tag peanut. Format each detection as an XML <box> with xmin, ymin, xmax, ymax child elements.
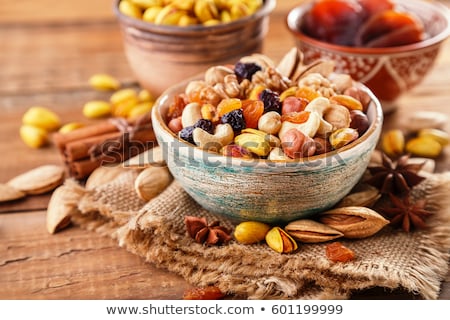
<box><xmin>406</xmin><ymin>137</ymin><xmax>442</xmax><ymax>158</ymax></box>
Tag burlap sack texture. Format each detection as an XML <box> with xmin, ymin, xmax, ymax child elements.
<box><xmin>68</xmin><ymin>167</ymin><xmax>450</xmax><ymax>300</ymax></box>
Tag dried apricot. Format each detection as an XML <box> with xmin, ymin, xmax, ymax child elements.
<box><xmin>325</xmin><ymin>241</ymin><xmax>355</xmax><ymax>263</ymax></box>
<box><xmin>281</xmin><ymin>111</ymin><xmax>310</xmax><ymax>124</ymax></box>
<box><xmin>295</xmin><ymin>86</ymin><xmax>321</xmax><ymax>102</ymax></box>
<box><xmin>183</xmin><ymin>286</ymin><xmax>225</xmax><ymax>300</ymax></box>
<box><xmin>242</xmin><ymin>99</ymin><xmax>264</xmax><ymax>129</ymax></box>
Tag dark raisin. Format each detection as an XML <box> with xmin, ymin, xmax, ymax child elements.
<box><xmin>260</xmin><ymin>89</ymin><xmax>282</xmax><ymax>113</ymax></box>
<box><xmin>179</xmin><ymin>126</ymin><xmax>195</xmax><ymax>144</ymax></box>
<box><xmin>221</xmin><ymin>109</ymin><xmax>246</xmax><ymax>132</ymax></box>
<box><xmin>193</xmin><ymin>119</ymin><xmax>214</xmax><ymax>134</ymax></box>
<box><xmin>234</xmin><ymin>62</ymin><xmax>262</xmax><ymax>81</ymax></box>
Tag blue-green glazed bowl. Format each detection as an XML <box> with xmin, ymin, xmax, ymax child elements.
<box><xmin>152</xmin><ymin>78</ymin><xmax>383</xmax><ymax>224</ymax></box>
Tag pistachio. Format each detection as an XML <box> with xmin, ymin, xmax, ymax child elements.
<box><xmin>405</xmin><ymin>136</ymin><xmax>442</xmax><ymax>159</ymax></box>
<box><xmin>265</xmin><ymin>226</ymin><xmax>298</xmax><ymax>254</ymax></box>
<box><xmin>82</xmin><ymin>101</ymin><xmax>112</xmax><ymax>119</ymax></box>
<box><xmin>20</xmin><ymin>124</ymin><xmax>48</xmax><ymax>149</ymax></box>
<box><xmin>134</xmin><ymin>166</ymin><xmax>173</xmax><ymax>201</ymax></box>
<box><xmin>58</xmin><ymin>122</ymin><xmax>85</xmax><ymax>134</ymax></box>
<box><xmin>285</xmin><ymin>219</ymin><xmax>343</xmax><ymax>243</ymax></box>
<box><xmin>276</xmin><ymin>47</ymin><xmax>302</xmax><ymax>80</ymax></box>
<box><xmin>381</xmin><ymin>129</ymin><xmax>405</xmax><ymax>157</ymax></box>
<box><xmin>234</xmin><ymin>221</ymin><xmax>271</xmax><ymax>244</ymax></box>
<box><xmin>234</xmin><ymin>129</ymin><xmax>271</xmax><ymax>156</ymax></box>
<box><xmin>119</xmin><ymin>0</ymin><xmax>142</xmax><ymax>19</ymax></box>
<box><xmin>22</xmin><ymin>106</ymin><xmax>61</xmax><ymax>131</ymax></box>
<box><xmin>329</xmin><ymin>127</ymin><xmax>359</xmax><ymax>149</ymax></box>
<box><xmin>319</xmin><ymin>206</ymin><xmax>389</xmax><ymax>239</ymax></box>
<box><xmin>336</xmin><ymin>185</ymin><xmax>381</xmax><ymax>208</ymax></box>
<box><xmin>418</xmin><ymin>128</ymin><xmax>450</xmax><ymax>147</ymax></box>
<box><xmin>88</xmin><ymin>74</ymin><xmax>120</xmax><ymax>91</ymax></box>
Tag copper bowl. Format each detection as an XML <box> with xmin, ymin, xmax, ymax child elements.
<box><xmin>113</xmin><ymin>0</ymin><xmax>276</xmax><ymax>96</ymax></box>
<box><xmin>286</xmin><ymin>0</ymin><xmax>450</xmax><ymax>113</ymax></box>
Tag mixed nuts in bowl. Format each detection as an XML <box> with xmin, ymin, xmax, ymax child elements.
<box><xmin>151</xmin><ymin>48</ymin><xmax>383</xmax><ymax>224</ymax></box>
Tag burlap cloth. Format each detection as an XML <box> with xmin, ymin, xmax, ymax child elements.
<box><xmin>67</xmin><ymin>166</ymin><xmax>450</xmax><ymax>300</ymax></box>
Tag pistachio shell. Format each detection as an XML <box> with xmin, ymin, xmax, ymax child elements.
<box><xmin>265</xmin><ymin>227</ymin><xmax>298</xmax><ymax>253</ymax></box>
<box><xmin>285</xmin><ymin>219</ymin><xmax>343</xmax><ymax>243</ymax></box>
<box><xmin>319</xmin><ymin>206</ymin><xmax>389</xmax><ymax>239</ymax></box>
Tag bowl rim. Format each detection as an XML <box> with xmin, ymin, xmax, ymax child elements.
<box><xmin>286</xmin><ymin>0</ymin><xmax>450</xmax><ymax>55</ymax></box>
<box><xmin>152</xmin><ymin>74</ymin><xmax>384</xmax><ymax>169</ymax></box>
<box><xmin>113</xmin><ymin>0</ymin><xmax>276</xmax><ymax>36</ymax></box>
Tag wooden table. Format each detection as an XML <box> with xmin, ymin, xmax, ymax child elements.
<box><xmin>1</xmin><ymin>0</ymin><xmax>449</xmax><ymax>300</ymax></box>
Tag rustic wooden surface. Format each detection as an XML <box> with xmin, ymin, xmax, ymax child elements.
<box><xmin>0</xmin><ymin>0</ymin><xmax>449</xmax><ymax>300</ymax></box>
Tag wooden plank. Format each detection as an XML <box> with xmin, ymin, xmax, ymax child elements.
<box><xmin>0</xmin><ymin>211</ymin><xmax>190</xmax><ymax>300</ymax></box>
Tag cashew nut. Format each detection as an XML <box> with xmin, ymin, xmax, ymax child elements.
<box><xmin>304</xmin><ymin>97</ymin><xmax>333</xmax><ymax>137</ymax></box>
<box><xmin>181</xmin><ymin>102</ymin><xmax>202</xmax><ymax>128</ymax></box>
<box><xmin>193</xmin><ymin>123</ymin><xmax>234</xmax><ymax>152</ymax></box>
<box><xmin>278</xmin><ymin>111</ymin><xmax>321</xmax><ymax>140</ymax></box>
<box><xmin>268</xmin><ymin>147</ymin><xmax>291</xmax><ymax>161</ymax></box>
<box><xmin>258</xmin><ymin>111</ymin><xmax>282</xmax><ymax>135</ymax></box>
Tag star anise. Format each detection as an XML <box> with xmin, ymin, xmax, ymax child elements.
<box><xmin>379</xmin><ymin>193</ymin><xmax>432</xmax><ymax>232</ymax></box>
<box><xmin>184</xmin><ymin>216</ymin><xmax>232</xmax><ymax>246</ymax></box>
<box><xmin>366</xmin><ymin>153</ymin><xmax>426</xmax><ymax>195</ymax></box>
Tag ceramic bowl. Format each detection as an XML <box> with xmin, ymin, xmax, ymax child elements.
<box><xmin>113</xmin><ymin>0</ymin><xmax>276</xmax><ymax>96</ymax></box>
<box><xmin>286</xmin><ymin>0</ymin><xmax>450</xmax><ymax>113</ymax></box>
<box><xmin>151</xmin><ymin>76</ymin><xmax>384</xmax><ymax>224</ymax></box>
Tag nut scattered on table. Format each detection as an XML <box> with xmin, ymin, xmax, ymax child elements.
<box><xmin>319</xmin><ymin>206</ymin><xmax>389</xmax><ymax>239</ymax></box>
<box><xmin>0</xmin><ymin>183</ymin><xmax>26</xmax><ymax>203</ymax></box>
<box><xmin>134</xmin><ymin>166</ymin><xmax>173</xmax><ymax>201</ymax></box>
<box><xmin>284</xmin><ymin>219</ymin><xmax>344</xmax><ymax>243</ymax></box>
<box><xmin>7</xmin><ymin>165</ymin><xmax>65</xmax><ymax>195</ymax></box>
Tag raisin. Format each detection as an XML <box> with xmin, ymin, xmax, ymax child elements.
<box><xmin>234</xmin><ymin>62</ymin><xmax>262</xmax><ymax>81</ymax></box>
<box><xmin>194</xmin><ymin>119</ymin><xmax>214</xmax><ymax>134</ymax></box>
<box><xmin>221</xmin><ymin>109</ymin><xmax>246</xmax><ymax>132</ymax></box>
<box><xmin>179</xmin><ymin>126</ymin><xmax>195</xmax><ymax>144</ymax></box>
<box><xmin>260</xmin><ymin>89</ymin><xmax>282</xmax><ymax>114</ymax></box>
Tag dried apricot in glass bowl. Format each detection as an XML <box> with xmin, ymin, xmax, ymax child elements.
<box><xmin>286</xmin><ymin>0</ymin><xmax>450</xmax><ymax>113</ymax></box>
<box><xmin>151</xmin><ymin>66</ymin><xmax>383</xmax><ymax>224</ymax></box>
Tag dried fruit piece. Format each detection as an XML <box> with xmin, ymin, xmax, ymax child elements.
<box><xmin>355</xmin><ymin>10</ymin><xmax>424</xmax><ymax>47</ymax></box>
<box><xmin>242</xmin><ymin>100</ymin><xmax>264</xmax><ymax>129</ymax></box>
<box><xmin>7</xmin><ymin>165</ymin><xmax>65</xmax><ymax>195</ymax></box>
<box><xmin>326</xmin><ymin>241</ymin><xmax>355</xmax><ymax>263</ymax></box>
<box><xmin>183</xmin><ymin>286</ymin><xmax>225</xmax><ymax>300</ymax></box>
<box><xmin>281</xmin><ymin>111</ymin><xmax>310</xmax><ymax>124</ymax></box>
<box><xmin>302</xmin><ymin>0</ymin><xmax>363</xmax><ymax>46</ymax></box>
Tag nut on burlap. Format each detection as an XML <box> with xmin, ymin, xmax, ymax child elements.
<box><xmin>68</xmin><ymin>169</ymin><xmax>450</xmax><ymax>299</ymax></box>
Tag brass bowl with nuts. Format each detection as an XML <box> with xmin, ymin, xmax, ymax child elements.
<box><xmin>114</xmin><ymin>0</ymin><xmax>276</xmax><ymax>95</ymax></box>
